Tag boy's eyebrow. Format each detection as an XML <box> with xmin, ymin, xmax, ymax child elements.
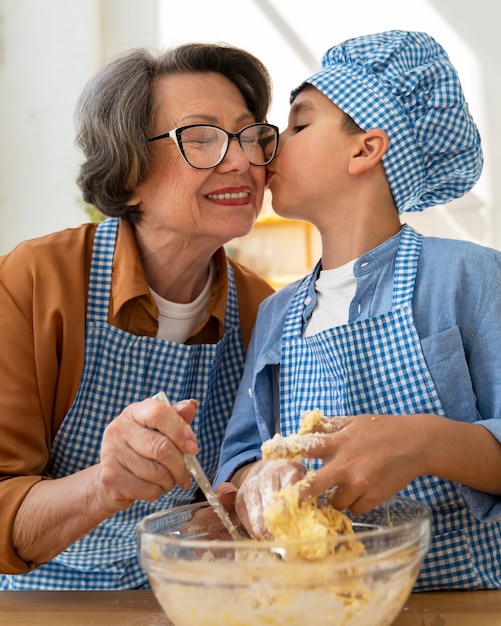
<box><xmin>290</xmin><ymin>100</ymin><xmax>315</xmax><ymax>116</ymax></box>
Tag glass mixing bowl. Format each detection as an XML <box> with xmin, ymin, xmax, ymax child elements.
<box><xmin>137</xmin><ymin>496</ymin><xmax>430</xmax><ymax>626</ymax></box>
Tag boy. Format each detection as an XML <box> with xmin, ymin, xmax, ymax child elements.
<box><xmin>215</xmin><ymin>31</ymin><xmax>501</xmax><ymax>590</ymax></box>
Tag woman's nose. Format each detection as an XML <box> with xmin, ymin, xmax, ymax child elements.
<box><xmin>218</xmin><ymin>137</ymin><xmax>250</xmax><ymax>171</ymax></box>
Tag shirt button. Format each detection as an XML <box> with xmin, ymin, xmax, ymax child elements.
<box><xmin>304</xmin><ymin>296</ymin><xmax>312</xmax><ymax>306</ymax></box>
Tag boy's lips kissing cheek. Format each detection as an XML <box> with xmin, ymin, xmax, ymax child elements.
<box><xmin>206</xmin><ymin>186</ymin><xmax>252</xmax><ymax>206</ymax></box>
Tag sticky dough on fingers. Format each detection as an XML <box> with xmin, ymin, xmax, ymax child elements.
<box><xmin>262</xmin><ymin>409</ymin><xmax>347</xmax><ymax>461</ymax></box>
<box><xmin>257</xmin><ymin>409</ymin><xmax>365</xmax><ymax>562</ymax></box>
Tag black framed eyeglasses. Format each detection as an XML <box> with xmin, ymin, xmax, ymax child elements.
<box><xmin>148</xmin><ymin>122</ymin><xmax>279</xmax><ymax>169</ymax></box>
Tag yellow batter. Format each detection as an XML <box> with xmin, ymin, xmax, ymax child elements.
<box><xmin>263</xmin><ymin>475</ymin><xmax>365</xmax><ymax>561</ymax></box>
<box><xmin>261</xmin><ymin>409</ymin><xmax>365</xmax><ymax>561</ymax></box>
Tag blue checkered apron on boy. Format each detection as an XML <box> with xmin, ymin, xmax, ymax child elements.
<box><xmin>279</xmin><ymin>224</ymin><xmax>501</xmax><ymax>590</ymax></box>
<box><xmin>0</xmin><ymin>217</ymin><xmax>244</xmax><ymax>590</ymax></box>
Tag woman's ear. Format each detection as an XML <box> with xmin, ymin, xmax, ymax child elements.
<box><xmin>348</xmin><ymin>128</ymin><xmax>389</xmax><ymax>175</ymax></box>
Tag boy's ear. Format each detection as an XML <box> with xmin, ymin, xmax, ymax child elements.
<box><xmin>126</xmin><ymin>191</ymin><xmax>141</xmax><ymax>206</ymax></box>
<box><xmin>348</xmin><ymin>128</ymin><xmax>389</xmax><ymax>175</ymax></box>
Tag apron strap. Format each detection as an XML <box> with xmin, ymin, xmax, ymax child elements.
<box><xmin>87</xmin><ymin>218</ymin><xmax>119</xmax><ymax>324</ymax></box>
<box><xmin>223</xmin><ymin>263</ymin><xmax>239</xmax><ymax>328</ymax></box>
<box><xmin>392</xmin><ymin>224</ymin><xmax>423</xmax><ymax>308</ymax></box>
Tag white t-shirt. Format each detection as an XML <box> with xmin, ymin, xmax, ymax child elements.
<box><xmin>303</xmin><ymin>259</ymin><xmax>357</xmax><ymax>337</ymax></box>
<box><xmin>149</xmin><ymin>260</ymin><xmax>216</xmax><ymax>343</ymax></box>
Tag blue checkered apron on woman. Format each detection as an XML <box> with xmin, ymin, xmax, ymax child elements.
<box><xmin>0</xmin><ymin>218</ymin><xmax>245</xmax><ymax>590</ymax></box>
<box><xmin>280</xmin><ymin>224</ymin><xmax>501</xmax><ymax>590</ymax></box>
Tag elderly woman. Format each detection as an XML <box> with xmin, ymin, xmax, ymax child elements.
<box><xmin>0</xmin><ymin>43</ymin><xmax>276</xmax><ymax>589</ymax></box>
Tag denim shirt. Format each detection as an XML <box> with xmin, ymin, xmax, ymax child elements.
<box><xmin>215</xmin><ymin>226</ymin><xmax>501</xmax><ymax>522</ymax></box>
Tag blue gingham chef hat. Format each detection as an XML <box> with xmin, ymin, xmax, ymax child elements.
<box><xmin>291</xmin><ymin>30</ymin><xmax>483</xmax><ymax>213</ymax></box>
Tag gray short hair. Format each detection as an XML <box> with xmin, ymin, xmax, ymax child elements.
<box><xmin>75</xmin><ymin>43</ymin><xmax>273</xmax><ymax>222</ymax></box>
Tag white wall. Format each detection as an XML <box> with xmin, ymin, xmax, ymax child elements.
<box><xmin>0</xmin><ymin>0</ymin><xmax>159</xmax><ymax>254</ymax></box>
<box><xmin>1</xmin><ymin>0</ymin><xmax>500</xmax><ymax>254</ymax></box>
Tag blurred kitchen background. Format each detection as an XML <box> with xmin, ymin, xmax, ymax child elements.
<box><xmin>1</xmin><ymin>0</ymin><xmax>499</xmax><ymax>286</ymax></box>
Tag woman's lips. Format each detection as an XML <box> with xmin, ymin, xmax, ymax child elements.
<box><xmin>206</xmin><ymin>187</ymin><xmax>251</xmax><ymax>205</ymax></box>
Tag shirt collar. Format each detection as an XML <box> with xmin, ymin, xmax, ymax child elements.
<box><xmin>110</xmin><ymin>219</ymin><xmax>154</xmax><ymax>318</ymax></box>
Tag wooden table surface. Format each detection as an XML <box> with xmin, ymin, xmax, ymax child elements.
<box><xmin>1</xmin><ymin>589</ymin><xmax>500</xmax><ymax>625</ymax></box>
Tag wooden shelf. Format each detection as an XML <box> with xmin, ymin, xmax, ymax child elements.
<box><xmin>227</xmin><ymin>209</ymin><xmax>319</xmax><ymax>286</ymax></box>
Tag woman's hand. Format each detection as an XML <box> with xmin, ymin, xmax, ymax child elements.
<box><xmin>95</xmin><ymin>397</ymin><xmax>199</xmax><ymax>513</ymax></box>
<box><xmin>13</xmin><ymin>398</ymin><xmax>199</xmax><ymax>566</ymax></box>
<box><xmin>234</xmin><ymin>459</ymin><xmax>308</xmax><ymax>538</ymax></box>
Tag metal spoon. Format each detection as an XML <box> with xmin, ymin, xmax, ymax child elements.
<box><xmin>152</xmin><ymin>392</ymin><xmax>244</xmax><ymax>541</ymax></box>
